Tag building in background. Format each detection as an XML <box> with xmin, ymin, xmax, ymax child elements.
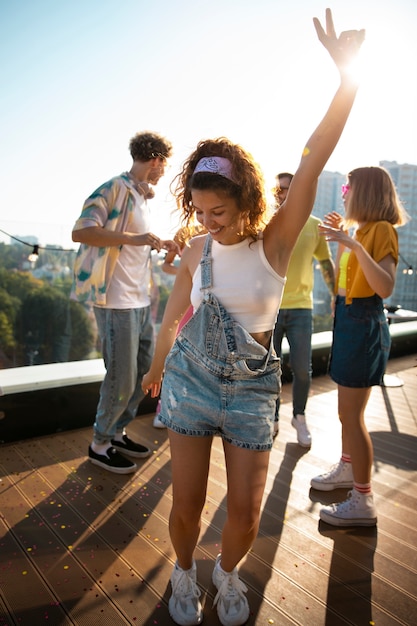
<box><xmin>380</xmin><ymin>161</ymin><xmax>417</xmax><ymax>312</ymax></box>
<box><xmin>311</xmin><ymin>162</ymin><xmax>417</xmax><ymax>315</ymax></box>
<box><xmin>311</xmin><ymin>170</ymin><xmax>345</xmax><ymax>316</ymax></box>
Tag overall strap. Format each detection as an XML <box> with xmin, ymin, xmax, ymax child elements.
<box><xmin>200</xmin><ymin>234</ymin><xmax>213</xmax><ymax>291</ymax></box>
<box><xmin>199</xmin><ymin>234</ymin><xmax>236</xmax><ymax>350</ymax></box>
<box><xmin>198</xmin><ymin>233</ymin><xmax>274</xmax><ymax>363</ymax></box>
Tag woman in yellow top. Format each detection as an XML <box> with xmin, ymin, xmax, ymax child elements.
<box><xmin>311</xmin><ymin>166</ymin><xmax>408</xmax><ymax>527</ymax></box>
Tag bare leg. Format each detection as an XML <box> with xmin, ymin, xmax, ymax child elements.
<box><xmin>220</xmin><ymin>441</ymin><xmax>270</xmax><ymax>572</ymax></box>
<box><xmin>168</xmin><ymin>430</ymin><xmax>213</xmax><ymax>570</ymax></box>
<box><xmin>338</xmin><ymin>385</ymin><xmax>373</xmax><ymax>484</ymax></box>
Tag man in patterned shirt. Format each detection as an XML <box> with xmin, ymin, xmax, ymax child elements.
<box><xmin>72</xmin><ymin>131</ymin><xmax>178</xmax><ymax>473</ymax></box>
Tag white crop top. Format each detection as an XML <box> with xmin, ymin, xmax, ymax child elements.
<box><xmin>191</xmin><ymin>237</ymin><xmax>286</xmax><ymax>333</ymax></box>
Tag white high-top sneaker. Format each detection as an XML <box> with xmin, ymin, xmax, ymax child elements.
<box><xmin>319</xmin><ymin>489</ymin><xmax>377</xmax><ymax>527</ymax></box>
<box><xmin>310</xmin><ymin>459</ymin><xmax>354</xmax><ymax>491</ymax></box>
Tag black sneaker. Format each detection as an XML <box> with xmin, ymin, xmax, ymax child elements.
<box><xmin>111</xmin><ymin>434</ymin><xmax>151</xmax><ymax>459</ymax></box>
<box><xmin>88</xmin><ymin>446</ymin><xmax>137</xmax><ymax>474</ymax></box>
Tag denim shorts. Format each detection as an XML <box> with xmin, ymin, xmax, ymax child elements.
<box><xmin>329</xmin><ymin>295</ymin><xmax>391</xmax><ymax>388</ymax></box>
<box><xmin>158</xmin><ymin>293</ymin><xmax>281</xmax><ymax>451</ymax></box>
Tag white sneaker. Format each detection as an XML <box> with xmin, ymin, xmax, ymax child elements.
<box><xmin>320</xmin><ymin>489</ymin><xmax>377</xmax><ymax>527</ymax></box>
<box><xmin>153</xmin><ymin>414</ymin><xmax>166</xmax><ymax>429</ymax></box>
<box><xmin>291</xmin><ymin>414</ymin><xmax>311</xmax><ymax>447</ymax></box>
<box><xmin>310</xmin><ymin>460</ymin><xmax>354</xmax><ymax>491</ymax></box>
<box><xmin>168</xmin><ymin>561</ymin><xmax>203</xmax><ymax>626</ymax></box>
<box><xmin>212</xmin><ymin>555</ymin><xmax>249</xmax><ymax>626</ymax></box>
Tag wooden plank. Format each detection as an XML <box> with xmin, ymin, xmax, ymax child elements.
<box><xmin>0</xmin><ymin>354</ymin><xmax>416</xmax><ymax>626</ymax></box>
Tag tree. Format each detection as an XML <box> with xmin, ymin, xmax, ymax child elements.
<box><xmin>0</xmin><ymin>268</ymin><xmax>94</xmax><ymax>367</ymax></box>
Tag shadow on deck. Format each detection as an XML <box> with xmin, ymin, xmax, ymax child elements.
<box><xmin>0</xmin><ymin>353</ymin><xmax>416</xmax><ymax>625</ymax></box>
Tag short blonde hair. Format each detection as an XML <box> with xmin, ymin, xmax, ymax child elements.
<box><xmin>345</xmin><ymin>166</ymin><xmax>408</xmax><ymax>227</ymax></box>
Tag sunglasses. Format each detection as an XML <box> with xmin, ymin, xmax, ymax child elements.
<box><xmin>150</xmin><ymin>152</ymin><xmax>168</xmax><ymax>162</ymax></box>
<box><xmin>273</xmin><ymin>186</ymin><xmax>289</xmax><ymax>194</ymax></box>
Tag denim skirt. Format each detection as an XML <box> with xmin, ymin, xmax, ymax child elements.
<box><xmin>329</xmin><ymin>295</ymin><xmax>391</xmax><ymax>388</ymax></box>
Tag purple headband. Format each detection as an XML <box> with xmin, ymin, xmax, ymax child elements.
<box><xmin>193</xmin><ymin>156</ymin><xmax>237</xmax><ymax>183</ymax></box>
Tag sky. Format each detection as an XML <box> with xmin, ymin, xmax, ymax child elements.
<box><xmin>1</xmin><ymin>0</ymin><xmax>416</xmax><ymax>250</ymax></box>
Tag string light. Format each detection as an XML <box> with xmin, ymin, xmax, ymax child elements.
<box><xmin>28</xmin><ymin>245</ymin><xmax>39</xmax><ymax>263</ymax></box>
<box><xmin>399</xmin><ymin>252</ymin><xmax>415</xmax><ymax>276</ymax></box>
<box><xmin>0</xmin><ymin>227</ymin><xmax>75</xmax><ymax>263</ymax></box>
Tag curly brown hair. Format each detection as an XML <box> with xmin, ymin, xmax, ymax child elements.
<box><xmin>171</xmin><ymin>138</ymin><xmax>267</xmax><ymax>240</ymax></box>
<box><xmin>129</xmin><ymin>131</ymin><xmax>173</xmax><ymax>162</ymax></box>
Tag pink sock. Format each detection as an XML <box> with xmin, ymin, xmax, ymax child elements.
<box><xmin>354</xmin><ymin>482</ymin><xmax>372</xmax><ymax>495</ymax></box>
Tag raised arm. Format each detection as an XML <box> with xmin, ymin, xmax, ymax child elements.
<box><xmin>264</xmin><ymin>9</ymin><xmax>365</xmax><ymax>274</ymax></box>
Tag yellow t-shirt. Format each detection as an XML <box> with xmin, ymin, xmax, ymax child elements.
<box><xmin>281</xmin><ymin>215</ymin><xmax>332</xmax><ymax>309</ymax></box>
<box><xmin>338</xmin><ymin>251</ymin><xmax>350</xmax><ymax>289</ymax></box>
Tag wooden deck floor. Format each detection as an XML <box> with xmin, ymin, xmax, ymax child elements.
<box><xmin>0</xmin><ymin>353</ymin><xmax>416</xmax><ymax>626</ymax></box>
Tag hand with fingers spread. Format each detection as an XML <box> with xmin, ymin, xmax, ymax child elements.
<box><xmin>318</xmin><ymin>212</ymin><xmax>356</xmax><ymax>249</ymax></box>
<box><xmin>322</xmin><ymin>211</ymin><xmax>346</xmax><ymax>231</ymax></box>
<box><xmin>313</xmin><ymin>8</ymin><xmax>365</xmax><ymax>75</ymax></box>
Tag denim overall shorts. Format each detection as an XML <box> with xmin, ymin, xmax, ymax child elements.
<box><xmin>158</xmin><ymin>235</ymin><xmax>281</xmax><ymax>450</ymax></box>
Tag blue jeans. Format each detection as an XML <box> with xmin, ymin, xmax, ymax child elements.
<box><xmin>273</xmin><ymin>308</ymin><xmax>312</xmax><ymax>420</ymax></box>
<box><xmin>93</xmin><ymin>306</ymin><xmax>154</xmax><ymax>445</ymax></box>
